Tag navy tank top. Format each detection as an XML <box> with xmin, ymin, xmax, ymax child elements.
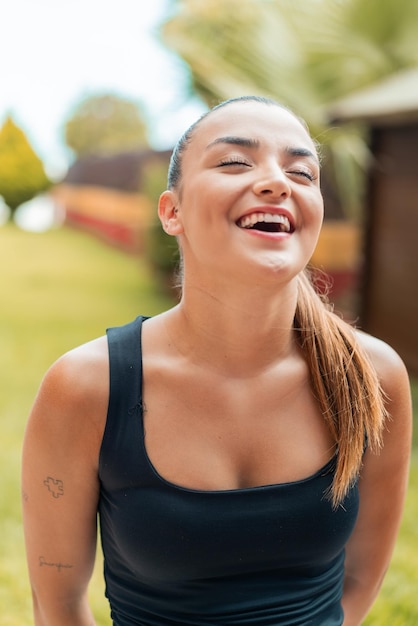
<box><xmin>99</xmin><ymin>316</ymin><xmax>360</xmax><ymax>625</ymax></box>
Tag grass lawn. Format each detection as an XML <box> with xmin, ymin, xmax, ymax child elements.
<box><xmin>1</xmin><ymin>222</ymin><xmax>416</xmax><ymax>624</ymax></box>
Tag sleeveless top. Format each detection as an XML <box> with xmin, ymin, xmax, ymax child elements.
<box><xmin>98</xmin><ymin>316</ymin><xmax>360</xmax><ymax>625</ymax></box>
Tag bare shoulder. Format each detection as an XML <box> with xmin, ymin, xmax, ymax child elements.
<box><xmin>46</xmin><ymin>335</ymin><xmax>109</xmax><ymax>397</ymax></box>
<box><xmin>26</xmin><ymin>335</ymin><xmax>110</xmax><ymax>465</ymax></box>
<box><xmin>354</xmin><ymin>330</ymin><xmax>411</xmax><ymax>403</ymax></box>
<box><xmin>354</xmin><ymin>330</ymin><xmax>412</xmax><ymax>472</ymax></box>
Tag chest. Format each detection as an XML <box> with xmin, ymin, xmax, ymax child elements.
<box><xmin>142</xmin><ymin>358</ymin><xmax>336</xmax><ymax>491</ymax></box>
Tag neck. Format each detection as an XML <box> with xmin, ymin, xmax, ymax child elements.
<box><xmin>165</xmin><ymin>277</ymin><xmax>300</xmax><ymax>377</ymax></box>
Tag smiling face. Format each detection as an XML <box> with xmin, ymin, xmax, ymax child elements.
<box><xmin>159</xmin><ymin>100</ymin><xmax>324</xmax><ymax>289</ymax></box>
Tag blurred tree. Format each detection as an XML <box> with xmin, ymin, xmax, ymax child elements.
<box><xmin>161</xmin><ymin>0</ymin><xmax>418</xmax><ymax>216</ymax></box>
<box><xmin>64</xmin><ymin>93</ymin><xmax>150</xmax><ymax>158</ymax></box>
<box><xmin>0</xmin><ymin>116</ymin><xmax>50</xmax><ymax>214</ymax></box>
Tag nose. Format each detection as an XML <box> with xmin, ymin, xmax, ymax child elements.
<box><xmin>252</xmin><ymin>164</ymin><xmax>291</xmax><ymax>198</ymax></box>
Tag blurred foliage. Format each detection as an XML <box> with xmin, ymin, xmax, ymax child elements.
<box><xmin>0</xmin><ymin>116</ymin><xmax>50</xmax><ymax>213</ymax></box>
<box><xmin>141</xmin><ymin>155</ymin><xmax>180</xmax><ymax>292</ymax></box>
<box><xmin>161</xmin><ymin>0</ymin><xmax>418</xmax><ymax>217</ymax></box>
<box><xmin>64</xmin><ymin>93</ymin><xmax>150</xmax><ymax>158</ymax></box>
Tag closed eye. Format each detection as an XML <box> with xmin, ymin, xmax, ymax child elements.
<box><xmin>218</xmin><ymin>157</ymin><xmax>251</xmax><ymax>168</ymax></box>
<box><xmin>288</xmin><ymin>169</ymin><xmax>316</xmax><ymax>182</ymax></box>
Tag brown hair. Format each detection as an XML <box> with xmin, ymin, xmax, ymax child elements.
<box><xmin>168</xmin><ymin>96</ymin><xmax>386</xmax><ymax>507</ymax></box>
<box><xmin>296</xmin><ymin>271</ymin><xmax>386</xmax><ymax>508</ymax></box>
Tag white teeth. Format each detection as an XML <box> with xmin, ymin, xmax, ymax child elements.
<box><xmin>237</xmin><ymin>212</ymin><xmax>291</xmax><ymax>232</ymax></box>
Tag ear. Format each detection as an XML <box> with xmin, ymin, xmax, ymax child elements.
<box><xmin>158</xmin><ymin>190</ymin><xmax>183</xmax><ymax>236</ymax></box>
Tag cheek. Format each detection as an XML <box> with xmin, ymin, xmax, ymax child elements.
<box><xmin>307</xmin><ymin>192</ymin><xmax>324</xmax><ymax>225</ymax></box>
<box><xmin>180</xmin><ymin>184</ymin><xmax>225</xmax><ymax>225</ymax></box>
<box><xmin>316</xmin><ymin>204</ymin><xmax>325</xmax><ymax>228</ymax></box>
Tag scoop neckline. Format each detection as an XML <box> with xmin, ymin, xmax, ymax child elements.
<box><xmin>140</xmin><ymin>427</ymin><xmax>337</xmax><ymax>495</ymax></box>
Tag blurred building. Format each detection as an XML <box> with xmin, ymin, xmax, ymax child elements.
<box><xmin>330</xmin><ymin>67</ymin><xmax>418</xmax><ymax>375</ymax></box>
<box><xmin>52</xmin><ymin>149</ymin><xmax>171</xmax><ymax>252</ymax></box>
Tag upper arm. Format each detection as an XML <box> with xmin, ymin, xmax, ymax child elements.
<box><xmin>344</xmin><ymin>333</ymin><xmax>412</xmax><ymax>588</ymax></box>
<box><xmin>22</xmin><ymin>337</ymin><xmax>109</xmax><ymax>619</ymax></box>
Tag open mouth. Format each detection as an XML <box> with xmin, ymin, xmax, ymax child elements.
<box><xmin>236</xmin><ymin>212</ymin><xmax>292</xmax><ymax>233</ymax></box>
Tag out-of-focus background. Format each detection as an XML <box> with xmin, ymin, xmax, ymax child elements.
<box><xmin>1</xmin><ymin>0</ymin><xmax>417</xmax><ymax>623</ymax></box>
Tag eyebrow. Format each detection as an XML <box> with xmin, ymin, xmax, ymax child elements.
<box><xmin>286</xmin><ymin>146</ymin><xmax>319</xmax><ymax>162</ymax></box>
<box><xmin>205</xmin><ymin>136</ymin><xmax>318</xmax><ymax>161</ymax></box>
<box><xmin>205</xmin><ymin>136</ymin><xmax>260</xmax><ymax>150</ymax></box>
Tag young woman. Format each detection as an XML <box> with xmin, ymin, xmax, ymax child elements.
<box><xmin>22</xmin><ymin>96</ymin><xmax>412</xmax><ymax>626</ymax></box>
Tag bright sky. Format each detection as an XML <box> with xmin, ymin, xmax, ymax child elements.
<box><xmin>0</xmin><ymin>0</ymin><xmax>207</xmax><ymax>179</ymax></box>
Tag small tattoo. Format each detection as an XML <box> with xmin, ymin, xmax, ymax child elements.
<box><xmin>43</xmin><ymin>476</ymin><xmax>64</xmax><ymax>498</ymax></box>
<box><xmin>39</xmin><ymin>556</ymin><xmax>73</xmax><ymax>572</ymax></box>
<box><xmin>22</xmin><ymin>490</ymin><xmax>29</xmax><ymax>502</ymax></box>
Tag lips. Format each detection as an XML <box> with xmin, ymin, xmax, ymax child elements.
<box><xmin>236</xmin><ymin>212</ymin><xmax>292</xmax><ymax>233</ymax></box>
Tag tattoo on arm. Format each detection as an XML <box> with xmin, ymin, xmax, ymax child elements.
<box><xmin>43</xmin><ymin>476</ymin><xmax>64</xmax><ymax>498</ymax></box>
<box><xmin>39</xmin><ymin>556</ymin><xmax>73</xmax><ymax>572</ymax></box>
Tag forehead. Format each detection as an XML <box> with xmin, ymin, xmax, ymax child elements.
<box><xmin>190</xmin><ymin>102</ymin><xmax>315</xmax><ymax>154</ymax></box>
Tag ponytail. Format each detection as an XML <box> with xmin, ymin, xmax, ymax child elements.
<box><xmin>295</xmin><ymin>270</ymin><xmax>387</xmax><ymax>508</ymax></box>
